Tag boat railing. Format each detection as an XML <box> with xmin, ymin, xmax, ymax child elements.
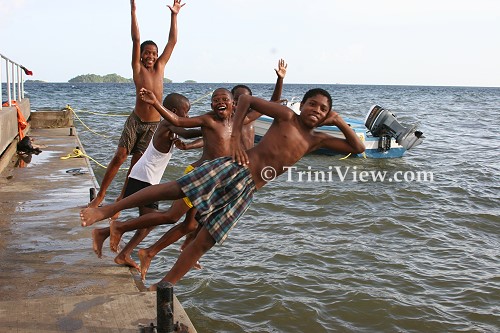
<box><xmin>0</xmin><ymin>52</ymin><xmax>29</xmax><ymax>110</ymax></box>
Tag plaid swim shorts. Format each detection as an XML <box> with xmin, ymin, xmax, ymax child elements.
<box><xmin>177</xmin><ymin>157</ymin><xmax>256</xmax><ymax>244</ymax></box>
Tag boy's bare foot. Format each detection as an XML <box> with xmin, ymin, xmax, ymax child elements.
<box><xmin>114</xmin><ymin>253</ymin><xmax>140</xmax><ymax>272</ymax></box>
<box><xmin>109</xmin><ymin>219</ymin><xmax>124</xmax><ymax>253</ymax></box>
<box><xmin>91</xmin><ymin>228</ymin><xmax>108</xmax><ymax>258</ymax></box>
<box><xmin>138</xmin><ymin>248</ymin><xmax>153</xmax><ymax>280</ymax></box>
<box><xmin>80</xmin><ymin>207</ymin><xmax>108</xmax><ymax>227</ymax></box>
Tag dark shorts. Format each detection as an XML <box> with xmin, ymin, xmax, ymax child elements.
<box><xmin>177</xmin><ymin>157</ymin><xmax>256</xmax><ymax>244</ymax></box>
<box><xmin>124</xmin><ymin>177</ymin><xmax>159</xmax><ymax>210</ymax></box>
<box><xmin>118</xmin><ymin>112</ymin><xmax>159</xmax><ymax>155</ymax></box>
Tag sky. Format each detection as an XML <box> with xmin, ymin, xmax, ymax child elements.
<box><xmin>1</xmin><ymin>0</ymin><xmax>499</xmax><ymax>87</ymax></box>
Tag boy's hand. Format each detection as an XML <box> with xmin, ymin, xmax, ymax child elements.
<box><xmin>231</xmin><ymin>135</ymin><xmax>249</xmax><ymax>165</ymax></box>
<box><xmin>320</xmin><ymin>110</ymin><xmax>342</xmax><ymax>127</ymax></box>
<box><xmin>275</xmin><ymin>58</ymin><xmax>287</xmax><ymax>79</ymax></box>
<box><xmin>173</xmin><ymin>138</ymin><xmax>188</xmax><ymax>150</ymax></box>
<box><xmin>139</xmin><ymin>88</ymin><xmax>157</xmax><ymax>105</ymax></box>
<box><xmin>167</xmin><ymin>0</ymin><xmax>185</xmax><ymax>14</ymax></box>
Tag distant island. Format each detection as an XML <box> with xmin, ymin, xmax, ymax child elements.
<box><xmin>25</xmin><ymin>79</ymin><xmax>47</xmax><ymax>83</ymax></box>
<box><xmin>24</xmin><ymin>74</ymin><xmax>198</xmax><ymax>84</ymax></box>
<box><xmin>67</xmin><ymin>73</ymin><xmax>173</xmax><ymax>83</ymax></box>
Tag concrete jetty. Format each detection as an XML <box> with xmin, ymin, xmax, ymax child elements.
<box><xmin>0</xmin><ymin>106</ymin><xmax>196</xmax><ymax>332</ymax></box>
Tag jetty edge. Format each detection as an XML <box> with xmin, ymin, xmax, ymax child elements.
<box><xmin>0</xmin><ymin>100</ymin><xmax>196</xmax><ymax>332</ymax></box>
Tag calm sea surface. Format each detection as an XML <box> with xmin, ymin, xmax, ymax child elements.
<box><xmin>19</xmin><ymin>83</ymin><xmax>500</xmax><ymax>332</ymax></box>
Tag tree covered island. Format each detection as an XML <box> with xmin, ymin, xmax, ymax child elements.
<box><xmin>68</xmin><ymin>73</ymin><xmax>173</xmax><ymax>83</ymax></box>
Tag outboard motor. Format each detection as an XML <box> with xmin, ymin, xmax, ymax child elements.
<box><xmin>365</xmin><ymin>105</ymin><xmax>424</xmax><ymax>150</ymax></box>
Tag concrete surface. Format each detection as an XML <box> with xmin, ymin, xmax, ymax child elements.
<box><xmin>0</xmin><ymin>127</ymin><xmax>196</xmax><ymax>332</ymax></box>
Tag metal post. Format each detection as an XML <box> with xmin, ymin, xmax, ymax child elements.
<box><xmin>17</xmin><ymin>65</ymin><xmax>22</xmax><ymax>100</ymax></box>
<box><xmin>11</xmin><ymin>61</ymin><xmax>16</xmax><ymax>101</ymax></box>
<box><xmin>157</xmin><ymin>281</ymin><xmax>174</xmax><ymax>333</ymax></box>
<box><xmin>6</xmin><ymin>59</ymin><xmax>12</xmax><ymax>106</ymax></box>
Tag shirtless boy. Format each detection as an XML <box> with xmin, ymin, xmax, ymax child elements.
<box><xmin>89</xmin><ymin>93</ymin><xmax>199</xmax><ymax>270</ymax></box>
<box><xmin>88</xmin><ymin>0</ymin><xmax>185</xmax><ymax>209</ymax></box>
<box><xmin>135</xmin><ymin>59</ymin><xmax>288</xmax><ymax>279</ymax></box>
<box><xmin>83</xmin><ymin>88</ymin><xmax>238</xmax><ymax>276</ymax></box>
<box><xmin>81</xmin><ymin>88</ymin><xmax>365</xmax><ymax>288</ymax></box>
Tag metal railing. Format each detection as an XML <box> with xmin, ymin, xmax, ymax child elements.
<box><xmin>1</xmin><ymin>52</ymin><xmax>29</xmax><ymax>110</ymax></box>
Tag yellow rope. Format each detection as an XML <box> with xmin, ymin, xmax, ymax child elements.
<box><xmin>339</xmin><ymin>153</ymin><xmax>352</xmax><ymax>160</ymax></box>
<box><xmin>191</xmin><ymin>90</ymin><xmax>214</xmax><ymax>105</ymax></box>
<box><xmin>71</xmin><ymin>109</ymin><xmax>127</xmax><ymax>117</ymax></box>
<box><xmin>339</xmin><ymin>134</ymin><xmax>367</xmax><ymax>160</ymax></box>
<box><xmin>60</xmin><ymin>148</ymin><xmax>128</xmax><ymax>170</ymax></box>
<box><xmin>66</xmin><ymin>105</ymin><xmax>114</xmax><ymax>138</ymax></box>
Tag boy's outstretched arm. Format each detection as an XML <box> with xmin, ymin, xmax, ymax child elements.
<box><xmin>270</xmin><ymin>58</ymin><xmax>287</xmax><ymax>102</ymax></box>
<box><xmin>246</xmin><ymin>59</ymin><xmax>288</xmax><ymax>122</ymax></box>
<box><xmin>174</xmin><ymin>138</ymin><xmax>204</xmax><ymax>150</ymax></box>
<box><xmin>319</xmin><ymin>112</ymin><xmax>366</xmax><ymax>154</ymax></box>
<box><xmin>157</xmin><ymin>0</ymin><xmax>185</xmax><ymax>66</ymax></box>
<box><xmin>130</xmin><ymin>0</ymin><xmax>141</xmax><ymax>72</ymax></box>
<box><xmin>170</xmin><ymin>126</ymin><xmax>202</xmax><ymax>139</ymax></box>
<box><xmin>139</xmin><ymin>88</ymin><xmax>205</xmax><ymax>128</ymax></box>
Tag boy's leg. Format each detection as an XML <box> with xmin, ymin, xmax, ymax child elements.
<box><xmin>151</xmin><ymin>226</ymin><xmax>216</xmax><ymax>289</ymax></box>
<box><xmin>114</xmin><ymin>206</ymin><xmax>157</xmax><ymax>269</ymax></box>
<box><xmin>111</xmin><ymin>151</ymin><xmax>143</xmax><ymax>220</ymax></box>
<box><xmin>80</xmin><ymin>180</ymin><xmax>185</xmax><ymax>227</ymax></box>
<box><xmin>88</xmin><ymin>146</ymin><xmax>128</xmax><ymax>208</ymax></box>
<box><xmin>180</xmin><ymin>223</ymin><xmax>202</xmax><ymax>251</ymax></box>
<box><xmin>109</xmin><ymin>199</ymin><xmax>190</xmax><ymax>252</ymax></box>
<box><xmin>91</xmin><ymin>227</ymin><xmax>110</xmax><ymax>258</ymax></box>
<box><xmin>138</xmin><ymin>206</ymin><xmax>198</xmax><ymax>280</ymax></box>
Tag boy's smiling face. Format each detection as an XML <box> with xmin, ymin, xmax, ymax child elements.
<box><xmin>299</xmin><ymin>94</ymin><xmax>331</xmax><ymax>127</ymax></box>
<box><xmin>141</xmin><ymin>45</ymin><xmax>158</xmax><ymax>69</ymax></box>
<box><xmin>211</xmin><ymin>89</ymin><xmax>234</xmax><ymax>120</ymax></box>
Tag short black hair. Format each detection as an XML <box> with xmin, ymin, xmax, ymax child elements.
<box><xmin>301</xmin><ymin>88</ymin><xmax>332</xmax><ymax>110</ymax></box>
<box><xmin>231</xmin><ymin>84</ymin><xmax>252</xmax><ymax>96</ymax></box>
<box><xmin>163</xmin><ymin>93</ymin><xmax>190</xmax><ymax>110</ymax></box>
<box><xmin>140</xmin><ymin>40</ymin><xmax>158</xmax><ymax>53</ymax></box>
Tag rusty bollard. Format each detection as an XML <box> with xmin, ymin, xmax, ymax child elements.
<box><xmin>157</xmin><ymin>282</ymin><xmax>175</xmax><ymax>333</ymax></box>
<box><xmin>89</xmin><ymin>188</ymin><xmax>96</xmax><ymax>202</ymax></box>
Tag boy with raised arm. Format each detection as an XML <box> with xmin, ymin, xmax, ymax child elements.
<box><xmin>88</xmin><ymin>0</ymin><xmax>185</xmax><ymax>209</ymax></box>
<box><xmin>81</xmin><ymin>87</ymin><xmax>365</xmax><ymax>288</ymax></box>
<box><xmin>137</xmin><ymin>59</ymin><xmax>288</xmax><ymax>280</ymax></box>
<box><xmin>82</xmin><ymin>88</ymin><xmax>238</xmax><ymax>269</ymax></box>
<box><xmin>90</xmin><ymin>93</ymin><xmax>199</xmax><ymax>270</ymax></box>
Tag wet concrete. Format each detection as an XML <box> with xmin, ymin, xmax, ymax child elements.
<box><xmin>0</xmin><ymin>128</ymin><xmax>196</xmax><ymax>332</ymax></box>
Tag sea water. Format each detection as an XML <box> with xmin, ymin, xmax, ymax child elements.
<box><xmin>16</xmin><ymin>82</ymin><xmax>500</xmax><ymax>332</ymax></box>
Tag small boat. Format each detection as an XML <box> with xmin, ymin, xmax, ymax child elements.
<box><xmin>254</xmin><ymin>102</ymin><xmax>424</xmax><ymax>159</ymax></box>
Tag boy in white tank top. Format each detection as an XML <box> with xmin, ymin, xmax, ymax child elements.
<box><xmin>91</xmin><ymin>93</ymin><xmax>201</xmax><ymax>270</ymax></box>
